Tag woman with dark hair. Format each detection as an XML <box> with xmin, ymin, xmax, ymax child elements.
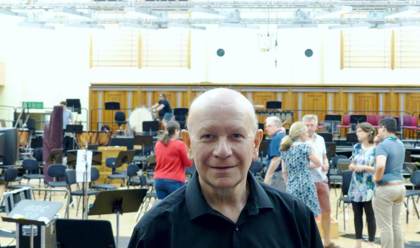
<box><xmin>154</xmin><ymin>121</ymin><xmax>192</xmax><ymax>199</ymax></box>
<box><xmin>348</xmin><ymin>122</ymin><xmax>376</xmax><ymax>248</ymax></box>
<box><xmin>152</xmin><ymin>93</ymin><xmax>173</xmax><ymax>123</ymax></box>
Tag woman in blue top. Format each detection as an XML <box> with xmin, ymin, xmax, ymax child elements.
<box><xmin>348</xmin><ymin>122</ymin><xmax>376</xmax><ymax>248</ymax></box>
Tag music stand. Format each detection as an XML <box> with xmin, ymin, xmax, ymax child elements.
<box><xmin>110</xmin><ymin>137</ymin><xmax>134</xmax><ymax>150</ymax></box>
<box><xmin>318</xmin><ymin>132</ymin><xmax>333</xmax><ymax>142</ymax></box>
<box><xmin>346</xmin><ymin>133</ymin><xmax>358</xmax><ymax>144</ymax></box>
<box><xmin>56</xmin><ymin>219</ymin><xmax>116</xmax><ymax>248</ymax></box>
<box><xmin>67</xmin><ymin>150</ymin><xmax>101</xmax><ymax>168</ymax></box>
<box><xmin>88</xmin><ymin>189</ymin><xmax>148</xmax><ymax>248</ymax></box>
<box><xmin>104</xmin><ymin>102</ymin><xmax>120</xmax><ymax>110</ymax></box>
<box><xmin>350</xmin><ymin>115</ymin><xmax>367</xmax><ymax>124</ymax></box>
<box><xmin>134</xmin><ymin>135</ymin><xmax>154</xmax><ymax>155</ymax></box>
<box><xmin>115</xmin><ymin>150</ymin><xmax>135</xmax><ymax>167</ymax></box>
<box><xmin>65</xmin><ymin>124</ymin><xmax>83</xmax><ymax>149</ymax></box>
<box><xmin>325</xmin><ymin>115</ymin><xmax>342</xmax><ymax>121</ymax></box>
<box><xmin>66</xmin><ymin>99</ymin><xmax>81</xmax><ymax>114</ymax></box>
<box><xmin>142</xmin><ymin>121</ymin><xmax>159</xmax><ymax>135</ymax></box>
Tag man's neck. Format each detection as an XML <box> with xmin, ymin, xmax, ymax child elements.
<box><xmin>308</xmin><ymin>133</ymin><xmax>316</xmax><ymax>140</ymax></box>
<box><xmin>199</xmin><ymin>178</ymin><xmax>249</xmax><ymax>223</ymax></box>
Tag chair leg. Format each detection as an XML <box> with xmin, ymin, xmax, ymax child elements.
<box><xmin>412</xmin><ymin>196</ymin><xmax>420</xmax><ymax>219</ymax></box>
<box><xmin>76</xmin><ymin>196</ymin><xmax>81</xmax><ymax>217</ymax></box>
<box><xmin>405</xmin><ymin>199</ymin><xmax>409</xmax><ymax>224</ymax></box>
<box><xmin>343</xmin><ymin>203</ymin><xmax>346</xmax><ymax>232</ymax></box>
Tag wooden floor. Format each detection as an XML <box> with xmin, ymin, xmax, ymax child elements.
<box><xmin>1</xmin><ymin>182</ymin><xmax>419</xmax><ymax>248</ymax></box>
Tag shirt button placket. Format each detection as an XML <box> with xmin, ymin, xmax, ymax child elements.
<box><xmin>232</xmin><ymin>226</ymin><xmax>240</xmax><ymax>248</ymax></box>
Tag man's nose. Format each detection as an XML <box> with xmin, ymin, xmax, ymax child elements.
<box><xmin>213</xmin><ymin>137</ymin><xmax>232</xmax><ymax>159</ymax></box>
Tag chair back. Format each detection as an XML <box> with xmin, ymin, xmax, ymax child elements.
<box><xmin>410</xmin><ymin>170</ymin><xmax>420</xmax><ymax>187</ymax></box>
<box><xmin>47</xmin><ymin>164</ymin><xmax>66</xmax><ymax>180</ymax></box>
<box><xmin>341</xmin><ymin>170</ymin><xmax>353</xmax><ymax>196</ymax></box>
<box><xmin>4</xmin><ymin>167</ymin><xmax>18</xmax><ymax>182</ymax></box>
<box><xmin>342</xmin><ymin>114</ymin><xmax>350</xmax><ymax>125</ymax></box>
<box><xmin>127</xmin><ymin>164</ymin><xmax>140</xmax><ymax>177</ymax></box>
<box><xmin>105</xmin><ymin>157</ymin><xmax>117</xmax><ymax>169</ymax></box>
<box><xmin>114</xmin><ymin>111</ymin><xmax>126</xmax><ymax>126</ymax></box>
<box><xmin>367</xmin><ymin>114</ymin><xmax>379</xmax><ymax>126</ymax></box>
<box><xmin>65</xmin><ymin>169</ymin><xmax>76</xmax><ymax>186</ymax></box>
<box><xmin>22</xmin><ymin>159</ymin><xmax>39</xmax><ymax>173</ymax></box>
<box><xmin>90</xmin><ymin>167</ymin><xmax>100</xmax><ymax>182</ymax></box>
<box><xmin>173</xmin><ymin>108</ymin><xmax>188</xmax><ymax>116</ymax></box>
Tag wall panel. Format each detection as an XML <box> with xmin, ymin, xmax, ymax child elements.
<box><xmin>89</xmin><ymin>84</ymin><xmax>420</xmax><ymax>133</ymax></box>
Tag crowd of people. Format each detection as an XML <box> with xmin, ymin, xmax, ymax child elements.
<box><xmin>129</xmin><ymin>88</ymin><xmax>407</xmax><ymax>248</ymax></box>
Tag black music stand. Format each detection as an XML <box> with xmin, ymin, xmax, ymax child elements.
<box><xmin>325</xmin><ymin>115</ymin><xmax>342</xmax><ymax>121</ymax></box>
<box><xmin>67</xmin><ymin>150</ymin><xmax>102</xmax><ymax>168</ymax></box>
<box><xmin>142</xmin><ymin>121</ymin><xmax>159</xmax><ymax>135</ymax></box>
<box><xmin>56</xmin><ymin>219</ymin><xmax>116</xmax><ymax>248</ymax></box>
<box><xmin>66</xmin><ymin>99</ymin><xmax>81</xmax><ymax>114</ymax></box>
<box><xmin>318</xmin><ymin>132</ymin><xmax>333</xmax><ymax>142</ymax></box>
<box><xmin>110</xmin><ymin>137</ymin><xmax>134</xmax><ymax>150</ymax></box>
<box><xmin>65</xmin><ymin>124</ymin><xmax>83</xmax><ymax>150</ymax></box>
<box><xmin>88</xmin><ymin>189</ymin><xmax>148</xmax><ymax>248</ymax></box>
<box><xmin>134</xmin><ymin>135</ymin><xmax>154</xmax><ymax>155</ymax></box>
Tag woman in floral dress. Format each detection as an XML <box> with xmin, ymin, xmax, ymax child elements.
<box><xmin>348</xmin><ymin>122</ymin><xmax>376</xmax><ymax>248</ymax></box>
<box><xmin>281</xmin><ymin>121</ymin><xmax>322</xmax><ymax>216</ymax></box>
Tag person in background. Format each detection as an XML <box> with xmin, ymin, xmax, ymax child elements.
<box><xmin>348</xmin><ymin>122</ymin><xmax>376</xmax><ymax>248</ymax></box>
<box><xmin>128</xmin><ymin>88</ymin><xmax>323</xmax><ymax>248</ymax></box>
<box><xmin>373</xmin><ymin>118</ymin><xmax>406</xmax><ymax>248</ymax></box>
<box><xmin>281</xmin><ymin>121</ymin><xmax>322</xmax><ymax>217</ymax></box>
<box><xmin>154</xmin><ymin>120</ymin><xmax>192</xmax><ymax>199</ymax></box>
<box><xmin>263</xmin><ymin>116</ymin><xmax>286</xmax><ymax>192</ymax></box>
<box><xmin>302</xmin><ymin>114</ymin><xmax>339</xmax><ymax>248</ymax></box>
<box><xmin>60</xmin><ymin>101</ymin><xmax>73</xmax><ymax>130</ymax></box>
<box><xmin>152</xmin><ymin>93</ymin><xmax>173</xmax><ymax>123</ymax></box>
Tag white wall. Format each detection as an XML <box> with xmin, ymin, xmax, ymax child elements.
<box><xmin>1</xmin><ymin>21</ymin><xmax>420</xmax><ymax>123</ymax></box>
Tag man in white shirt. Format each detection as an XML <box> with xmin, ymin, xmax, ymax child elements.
<box><xmin>303</xmin><ymin>114</ymin><xmax>339</xmax><ymax>248</ymax></box>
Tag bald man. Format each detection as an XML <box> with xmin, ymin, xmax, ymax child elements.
<box><xmin>128</xmin><ymin>88</ymin><xmax>323</xmax><ymax>248</ymax></box>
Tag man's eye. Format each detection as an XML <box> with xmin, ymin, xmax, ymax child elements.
<box><xmin>200</xmin><ymin>134</ymin><xmax>213</xmax><ymax>140</ymax></box>
<box><xmin>232</xmin><ymin>133</ymin><xmax>244</xmax><ymax>139</ymax></box>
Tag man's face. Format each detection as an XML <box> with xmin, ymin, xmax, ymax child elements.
<box><xmin>187</xmin><ymin>103</ymin><xmax>262</xmax><ymax>190</ymax></box>
<box><xmin>377</xmin><ymin>126</ymin><xmax>386</xmax><ymax>139</ymax></box>
<box><xmin>264</xmin><ymin>121</ymin><xmax>277</xmax><ymax>137</ymax></box>
<box><xmin>304</xmin><ymin>119</ymin><xmax>317</xmax><ymax>137</ymax></box>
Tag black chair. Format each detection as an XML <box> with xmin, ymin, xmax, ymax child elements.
<box><xmin>336</xmin><ymin>170</ymin><xmax>353</xmax><ymax>231</ymax></box>
<box><xmin>114</xmin><ymin>111</ymin><xmax>126</xmax><ymax>131</ymax></box>
<box><xmin>22</xmin><ymin>159</ymin><xmax>44</xmax><ymax>185</ymax></box>
<box><xmin>405</xmin><ymin>170</ymin><xmax>420</xmax><ymax>223</ymax></box>
<box><xmin>106</xmin><ymin>151</ymin><xmax>135</xmax><ymax>186</ymax></box>
<box><xmin>21</xmin><ymin>159</ymin><xmax>43</xmax><ymax>196</ymax></box>
<box><xmin>65</xmin><ymin>169</ymin><xmax>98</xmax><ymax>216</ymax></box>
<box><xmin>56</xmin><ymin>219</ymin><xmax>116</xmax><ymax>248</ymax></box>
<box><xmin>126</xmin><ymin>164</ymin><xmax>148</xmax><ymax>188</ymax></box>
<box><xmin>45</xmin><ymin>164</ymin><xmax>67</xmax><ymax>200</ymax></box>
<box><xmin>90</xmin><ymin>167</ymin><xmax>117</xmax><ymax>191</ymax></box>
<box><xmin>173</xmin><ymin>108</ymin><xmax>188</xmax><ymax>116</ymax></box>
<box><xmin>328</xmin><ymin>155</ymin><xmax>348</xmax><ymax>193</ymax></box>
<box><xmin>0</xmin><ymin>167</ymin><xmax>22</xmax><ymax>190</ymax></box>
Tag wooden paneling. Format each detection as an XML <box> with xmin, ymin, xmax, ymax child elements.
<box><xmin>302</xmin><ymin>93</ymin><xmax>327</xmax><ymax>120</ymax></box>
<box><xmin>406</xmin><ymin>93</ymin><xmax>420</xmax><ymax>116</ymax></box>
<box><xmin>353</xmin><ymin>93</ymin><xmax>378</xmax><ymax>114</ymax></box>
<box><xmin>103</xmin><ymin>91</ymin><xmax>128</xmax><ymax>130</ymax></box>
<box><xmin>89</xmin><ymin>85</ymin><xmax>420</xmax><ymax>134</ymax></box>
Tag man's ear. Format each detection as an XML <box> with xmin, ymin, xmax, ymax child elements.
<box><xmin>181</xmin><ymin>129</ymin><xmax>191</xmax><ymax>149</ymax></box>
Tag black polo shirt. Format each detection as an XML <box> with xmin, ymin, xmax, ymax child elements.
<box><xmin>128</xmin><ymin>172</ymin><xmax>323</xmax><ymax>248</ymax></box>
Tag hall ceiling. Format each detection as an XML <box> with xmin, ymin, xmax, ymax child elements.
<box><xmin>1</xmin><ymin>0</ymin><xmax>420</xmax><ymax>28</ymax></box>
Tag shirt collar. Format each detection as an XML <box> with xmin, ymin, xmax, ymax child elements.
<box><xmin>185</xmin><ymin>171</ymin><xmax>274</xmax><ymax>221</ymax></box>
